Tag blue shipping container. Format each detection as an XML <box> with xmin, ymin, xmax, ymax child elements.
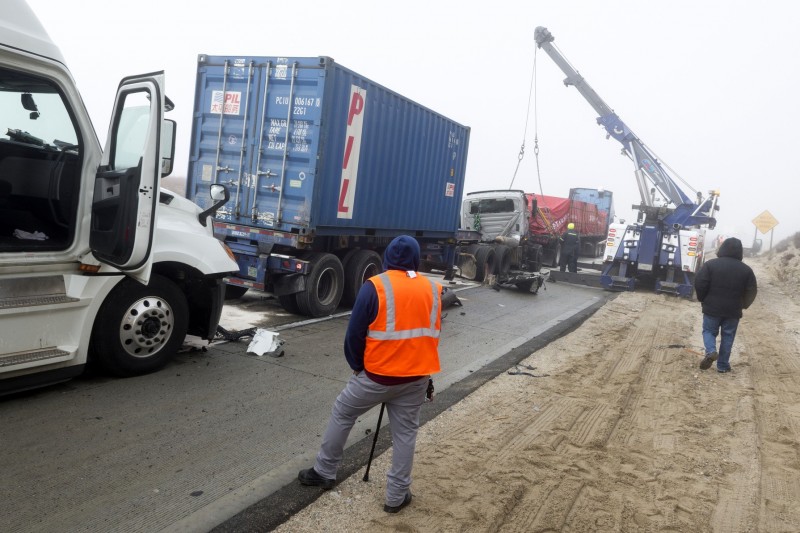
<box><xmin>186</xmin><ymin>55</ymin><xmax>471</xmax><ymax>238</ymax></box>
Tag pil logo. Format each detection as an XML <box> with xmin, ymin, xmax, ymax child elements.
<box><xmin>211</xmin><ymin>90</ymin><xmax>242</xmax><ymax>115</ymax></box>
<box><xmin>337</xmin><ymin>86</ymin><xmax>367</xmax><ymax>219</ymax></box>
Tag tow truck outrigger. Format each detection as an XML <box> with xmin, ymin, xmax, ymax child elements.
<box><xmin>534</xmin><ymin>26</ymin><xmax>719</xmax><ymax>297</ymax></box>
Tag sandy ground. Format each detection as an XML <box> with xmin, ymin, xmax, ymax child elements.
<box><xmin>276</xmin><ymin>234</ymin><xmax>800</xmax><ymax>533</ymax></box>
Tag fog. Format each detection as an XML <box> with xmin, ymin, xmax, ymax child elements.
<box><xmin>28</xmin><ymin>0</ymin><xmax>800</xmax><ymax>244</ymax></box>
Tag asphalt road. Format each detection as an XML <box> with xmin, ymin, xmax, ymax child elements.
<box><xmin>0</xmin><ymin>276</ymin><xmax>612</xmax><ymax>533</ymax></box>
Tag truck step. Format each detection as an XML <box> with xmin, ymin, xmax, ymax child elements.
<box><xmin>0</xmin><ymin>294</ymin><xmax>78</xmax><ymax>310</ymax></box>
<box><xmin>0</xmin><ymin>348</ymin><xmax>71</xmax><ymax>368</ymax></box>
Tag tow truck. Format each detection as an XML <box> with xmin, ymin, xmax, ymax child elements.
<box><xmin>534</xmin><ymin>26</ymin><xmax>719</xmax><ymax>297</ymax></box>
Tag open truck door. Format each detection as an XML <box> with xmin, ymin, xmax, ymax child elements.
<box><xmin>90</xmin><ymin>72</ymin><xmax>166</xmax><ymax>283</ymax></box>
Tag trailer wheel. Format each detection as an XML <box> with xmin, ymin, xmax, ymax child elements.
<box><xmin>474</xmin><ymin>245</ymin><xmax>496</xmax><ymax>282</ymax></box>
<box><xmin>494</xmin><ymin>244</ymin><xmax>512</xmax><ymax>276</ymax></box>
<box><xmin>90</xmin><ymin>274</ymin><xmax>189</xmax><ymax>377</ymax></box>
<box><xmin>278</xmin><ymin>294</ymin><xmax>302</xmax><ymax>314</ymax></box>
<box><xmin>550</xmin><ymin>243</ymin><xmax>562</xmax><ymax>268</ymax></box>
<box><xmin>530</xmin><ymin>244</ymin><xmax>544</xmax><ymax>270</ymax></box>
<box><xmin>342</xmin><ymin>249</ymin><xmax>382</xmax><ymax>307</ymax></box>
<box><xmin>223</xmin><ymin>284</ymin><xmax>249</xmax><ymax>300</ymax></box>
<box><xmin>596</xmin><ymin>242</ymin><xmax>606</xmax><ymax>258</ymax></box>
<box><xmin>295</xmin><ymin>252</ymin><xmax>344</xmax><ymax>317</ymax></box>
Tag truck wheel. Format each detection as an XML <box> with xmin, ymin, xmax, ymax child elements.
<box><xmin>493</xmin><ymin>244</ymin><xmax>512</xmax><ymax>275</ymax></box>
<box><xmin>551</xmin><ymin>243</ymin><xmax>562</xmax><ymax>268</ymax></box>
<box><xmin>530</xmin><ymin>244</ymin><xmax>544</xmax><ymax>270</ymax></box>
<box><xmin>342</xmin><ymin>249</ymin><xmax>381</xmax><ymax>307</ymax></box>
<box><xmin>90</xmin><ymin>274</ymin><xmax>189</xmax><ymax>377</ymax></box>
<box><xmin>295</xmin><ymin>252</ymin><xmax>344</xmax><ymax>317</ymax></box>
<box><xmin>474</xmin><ymin>245</ymin><xmax>496</xmax><ymax>282</ymax></box>
<box><xmin>224</xmin><ymin>284</ymin><xmax>249</xmax><ymax>300</ymax></box>
<box><xmin>596</xmin><ymin>242</ymin><xmax>606</xmax><ymax>258</ymax></box>
<box><xmin>278</xmin><ymin>294</ymin><xmax>301</xmax><ymax>314</ymax></box>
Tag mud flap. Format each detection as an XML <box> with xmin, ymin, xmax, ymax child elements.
<box><xmin>457</xmin><ymin>253</ymin><xmax>477</xmax><ymax>281</ymax></box>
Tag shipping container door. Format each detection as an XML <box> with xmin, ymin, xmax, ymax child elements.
<box><xmin>187</xmin><ymin>57</ymin><xmax>262</xmax><ymax>221</ymax></box>
<box><xmin>187</xmin><ymin>56</ymin><xmax>325</xmax><ymax>232</ymax></box>
<box><xmin>247</xmin><ymin>58</ymin><xmax>325</xmax><ymax>231</ymax></box>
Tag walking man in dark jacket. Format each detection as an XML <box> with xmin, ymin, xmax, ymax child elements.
<box><xmin>694</xmin><ymin>237</ymin><xmax>757</xmax><ymax>373</ymax></box>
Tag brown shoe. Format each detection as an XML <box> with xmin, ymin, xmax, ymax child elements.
<box><xmin>699</xmin><ymin>351</ymin><xmax>718</xmax><ymax>370</ymax></box>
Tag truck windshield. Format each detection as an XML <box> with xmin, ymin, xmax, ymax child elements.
<box><xmin>0</xmin><ymin>68</ymin><xmax>78</xmax><ymax>148</ymax></box>
<box><xmin>468</xmin><ymin>198</ymin><xmax>516</xmax><ymax>214</ymax></box>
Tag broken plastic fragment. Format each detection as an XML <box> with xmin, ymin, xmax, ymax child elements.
<box><xmin>247</xmin><ymin>329</ymin><xmax>285</xmax><ymax>357</ymax></box>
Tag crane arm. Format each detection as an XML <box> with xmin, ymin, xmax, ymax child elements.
<box><xmin>533</xmin><ymin>26</ymin><xmax>694</xmax><ymax>209</ymax></box>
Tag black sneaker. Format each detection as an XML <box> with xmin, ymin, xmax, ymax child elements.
<box><xmin>384</xmin><ymin>492</ymin><xmax>413</xmax><ymax>513</ymax></box>
<box><xmin>699</xmin><ymin>351</ymin><xmax>718</xmax><ymax>370</ymax></box>
<box><xmin>298</xmin><ymin>468</ymin><xmax>336</xmax><ymax>489</ymax></box>
<box><xmin>717</xmin><ymin>367</ymin><xmax>731</xmax><ymax>373</ymax></box>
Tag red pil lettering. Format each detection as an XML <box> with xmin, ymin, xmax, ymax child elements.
<box><xmin>347</xmin><ymin>91</ymin><xmax>364</xmax><ymax>126</ymax></box>
<box><xmin>342</xmin><ymin>136</ymin><xmax>355</xmax><ymax>170</ymax></box>
<box><xmin>338</xmin><ymin>178</ymin><xmax>350</xmax><ymax>213</ymax></box>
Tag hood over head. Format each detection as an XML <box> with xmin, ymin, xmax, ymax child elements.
<box><xmin>717</xmin><ymin>237</ymin><xmax>743</xmax><ymax>260</ymax></box>
<box><xmin>382</xmin><ymin>235</ymin><xmax>420</xmax><ymax>272</ymax></box>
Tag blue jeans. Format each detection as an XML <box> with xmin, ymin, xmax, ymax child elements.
<box><xmin>702</xmin><ymin>314</ymin><xmax>740</xmax><ymax>371</ymax></box>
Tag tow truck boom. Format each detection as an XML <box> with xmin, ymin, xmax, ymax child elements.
<box><xmin>533</xmin><ymin>26</ymin><xmax>719</xmax><ymax>297</ymax></box>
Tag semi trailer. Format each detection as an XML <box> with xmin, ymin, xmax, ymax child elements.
<box><xmin>186</xmin><ymin>55</ymin><xmax>470</xmax><ymax>316</ymax></box>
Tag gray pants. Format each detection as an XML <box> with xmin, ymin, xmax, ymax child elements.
<box><xmin>313</xmin><ymin>372</ymin><xmax>429</xmax><ymax>506</ymax></box>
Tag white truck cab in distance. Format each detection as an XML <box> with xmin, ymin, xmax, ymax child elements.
<box><xmin>0</xmin><ymin>1</ymin><xmax>237</xmax><ymax>394</ymax></box>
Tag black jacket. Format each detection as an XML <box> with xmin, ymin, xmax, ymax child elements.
<box><xmin>560</xmin><ymin>229</ymin><xmax>580</xmax><ymax>253</ymax></box>
<box><xmin>694</xmin><ymin>238</ymin><xmax>757</xmax><ymax>318</ymax></box>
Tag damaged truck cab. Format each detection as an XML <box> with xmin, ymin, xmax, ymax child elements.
<box><xmin>0</xmin><ymin>1</ymin><xmax>237</xmax><ymax>393</ymax></box>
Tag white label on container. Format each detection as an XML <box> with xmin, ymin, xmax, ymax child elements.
<box><xmin>201</xmin><ymin>164</ymin><xmax>213</xmax><ymax>182</ymax></box>
<box><xmin>337</xmin><ymin>85</ymin><xmax>367</xmax><ymax>220</ymax></box>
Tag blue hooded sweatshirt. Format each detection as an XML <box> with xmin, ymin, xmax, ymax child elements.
<box><xmin>343</xmin><ymin>235</ymin><xmax>421</xmax><ymax>375</ymax></box>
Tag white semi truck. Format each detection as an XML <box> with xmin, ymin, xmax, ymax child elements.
<box><xmin>0</xmin><ymin>1</ymin><xmax>238</xmax><ymax>394</ymax></box>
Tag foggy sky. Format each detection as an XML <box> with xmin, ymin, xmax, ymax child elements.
<box><xmin>27</xmin><ymin>0</ymin><xmax>800</xmax><ymax>245</ymax></box>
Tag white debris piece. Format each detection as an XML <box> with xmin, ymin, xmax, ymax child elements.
<box><xmin>247</xmin><ymin>329</ymin><xmax>285</xmax><ymax>357</ymax></box>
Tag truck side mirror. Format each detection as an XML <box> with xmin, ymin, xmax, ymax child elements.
<box><xmin>198</xmin><ymin>184</ymin><xmax>230</xmax><ymax>227</ymax></box>
<box><xmin>160</xmin><ymin>119</ymin><xmax>176</xmax><ymax>177</ymax></box>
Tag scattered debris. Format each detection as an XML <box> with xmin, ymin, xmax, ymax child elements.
<box><xmin>216</xmin><ymin>325</ymin><xmax>256</xmax><ymax>342</ymax></box>
<box><xmin>247</xmin><ymin>329</ymin><xmax>285</xmax><ymax>358</ymax></box>
<box><xmin>507</xmin><ymin>364</ymin><xmax>549</xmax><ymax>377</ymax></box>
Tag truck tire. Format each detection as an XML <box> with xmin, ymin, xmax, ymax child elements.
<box><xmin>341</xmin><ymin>249</ymin><xmax>381</xmax><ymax>307</ymax></box>
<box><xmin>295</xmin><ymin>252</ymin><xmax>344</xmax><ymax>317</ymax></box>
<box><xmin>474</xmin><ymin>244</ymin><xmax>496</xmax><ymax>282</ymax></box>
<box><xmin>550</xmin><ymin>243</ymin><xmax>562</xmax><ymax>268</ymax></box>
<box><xmin>493</xmin><ymin>244</ymin><xmax>512</xmax><ymax>276</ymax></box>
<box><xmin>278</xmin><ymin>294</ymin><xmax>301</xmax><ymax>314</ymax></box>
<box><xmin>530</xmin><ymin>244</ymin><xmax>544</xmax><ymax>270</ymax></box>
<box><xmin>90</xmin><ymin>274</ymin><xmax>189</xmax><ymax>377</ymax></box>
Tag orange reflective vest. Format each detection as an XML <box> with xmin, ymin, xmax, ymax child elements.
<box><xmin>364</xmin><ymin>271</ymin><xmax>442</xmax><ymax>377</ymax></box>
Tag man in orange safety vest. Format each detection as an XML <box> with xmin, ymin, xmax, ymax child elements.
<box><xmin>298</xmin><ymin>235</ymin><xmax>442</xmax><ymax>514</ymax></box>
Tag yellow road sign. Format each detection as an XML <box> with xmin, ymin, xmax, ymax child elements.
<box><xmin>752</xmin><ymin>210</ymin><xmax>779</xmax><ymax>234</ymax></box>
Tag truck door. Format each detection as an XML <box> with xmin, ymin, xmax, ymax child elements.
<box><xmin>90</xmin><ymin>72</ymin><xmax>166</xmax><ymax>283</ymax></box>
